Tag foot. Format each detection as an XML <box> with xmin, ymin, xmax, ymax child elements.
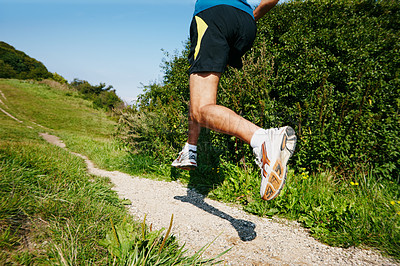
<box><xmin>253</xmin><ymin>126</ymin><xmax>297</xmax><ymax>200</ymax></box>
<box><xmin>171</xmin><ymin>145</ymin><xmax>197</xmax><ymax>170</ymax></box>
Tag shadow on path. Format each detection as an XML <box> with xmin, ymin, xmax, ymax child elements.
<box><xmin>174</xmin><ymin>189</ymin><xmax>256</xmax><ymax>242</ymax></box>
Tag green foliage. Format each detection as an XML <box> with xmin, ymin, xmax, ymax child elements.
<box><xmin>51</xmin><ymin>72</ymin><xmax>68</xmax><ymax>84</ymax></box>
<box><xmin>70</xmin><ymin>78</ymin><xmax>113</xmax><ymax>95</ymax></box>
<box><xmin>70</xmin><ymin>78</ymin><xmax>124</xmax><ymax>110</ymax></box>
<box><xmin>251</xmin><ymin>0</ymin><xmax>400</xmax><ymax>179</ymax></box>
<box><xmin>0</xmin><ymin>139</ymin><xmax>126</xmax><ymax>264</ymax></box>
<box><xmin>0</xmin><ymin>42</ymin><xmax>52</xmax><ymax>80</ymax></box>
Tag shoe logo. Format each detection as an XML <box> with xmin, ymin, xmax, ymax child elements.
<box><xmin>261</xmin><ymin>143</ymin><xmax>270</xmax><ymax>167</ymax></box>
<box><xmin>189</xmin><ymin>154</ymin><xmax>196</xmax><ymax>160</ymax></box>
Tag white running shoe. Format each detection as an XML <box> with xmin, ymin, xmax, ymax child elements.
<box><xmin>171</xmin><ymin>145</ymin><xmax>197</xmax><ymax>170</ymax></box>
<box><xmin>253</xmin><ymin>126</ymin><xmax>297</xmax><ymax>201</ymax></box>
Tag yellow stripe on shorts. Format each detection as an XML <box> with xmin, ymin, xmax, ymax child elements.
<box><xmin>194</xmin><ymin>16</ymin><xmax>208</xmax><ymax>60</ymax></box>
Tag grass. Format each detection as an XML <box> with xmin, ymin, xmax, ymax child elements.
<box><xmin>0</xmin><ymin>79</ymin><xmax>221</xmax><ymax>264</ymax></box>
<box><xmin>0</xmin><ymin>139</ymin><xmax>122</xmax><ymax>264</ymax></box>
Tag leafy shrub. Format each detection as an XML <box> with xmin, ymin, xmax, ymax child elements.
<box><xmin>51</xmin><ymin>72</ymin><xmax>68</xmax><ymax>84</ymax></box>
<box><xmin>249</xmin><ymin>0</ymin><xmax>400</xmax><ymax>180</ymax></box>
<box><xmin>70</xmin><ymin>78</ymin><xmax>124</xmax><ymax>111</ymax></box>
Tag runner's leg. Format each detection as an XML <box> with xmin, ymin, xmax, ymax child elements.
<box><xmin>189</xmin><ymin>72</ymin><xmax>260</xmax><ymax>144</ymax></box>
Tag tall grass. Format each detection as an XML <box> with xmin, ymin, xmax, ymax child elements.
<box><xmin>0</xmin><ymin>137</ymin><xmax>124</xmax><ymax>264</ymax></box>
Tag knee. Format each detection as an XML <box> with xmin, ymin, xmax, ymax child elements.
<box><xmin>190</xmin><ymin>104</ymin><xmax>210</xmax><ymax>124</ymax></box>
<box><xmin>190</xmin><ymin>105</ymin><xmax>203</xmax><ymax>123</ymax></box>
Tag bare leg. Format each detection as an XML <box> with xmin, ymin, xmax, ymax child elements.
<box><xmin>188</xmin><ymin>105</ymin><xmax>201</xmax><ymax>145</ymax></box>
<box><xmin>188</xmin><ymin>72</ymin><xmax>260</xmax><ymax>145</ymax></box>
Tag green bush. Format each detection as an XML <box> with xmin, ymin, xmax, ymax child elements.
<box><xmin>70</xmin><ymin>78</ymin><xmax>124</xmax><ymax>111</ymax></box>
<box><xmin>118</xmin><ymin>0</ymin><xmax>400</xmax><ymax>181</ymax></box>
<box><xmin>249</xmin><ymin>0</ymin><xmax>400</xmax><ymax>180</ymax></box>
<box><xmin>51</xmin><ymin>72</ymin><xmax>68</xmax><ymax>84</ymax></box>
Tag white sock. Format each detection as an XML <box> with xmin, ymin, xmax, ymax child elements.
<box><xmin>185</xmin><ymin>142</ymin><xmax>197</xmax><ymax>151</ymax></box>
<box><xmin>250</xmin><ymin>129</ymin><xmax>266</xmax><ymax>149</ymax></box>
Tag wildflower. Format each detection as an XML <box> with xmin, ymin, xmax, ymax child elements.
<box><xmin>390</xmin><ymin>201</ymin><xmax>395</xmax><ymax>205</ymax></box>
<box><xmin>301</xmin><ymin>172</ymin><xmax>308</xmax><ymax>179</ymax></box>
<box><xmin>398</xmin><ymin>200</ymin><xmax>400</xmax><ymax>204</ymax></box>
<box><xmin>350</xmin><ymin>182</ymin><xmax>359</xmax><ymax>186</ymax></box>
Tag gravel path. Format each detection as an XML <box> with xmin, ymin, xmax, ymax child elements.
<box><xmin>38</xmin><ymin>132</ymin><xmax>398</xmax><ymax>266</ymax></box>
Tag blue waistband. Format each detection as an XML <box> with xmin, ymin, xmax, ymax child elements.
<box><xmin>194</xmin><ymin>0</ymin><xmax>254</xmax><ymax>19</ymax></box>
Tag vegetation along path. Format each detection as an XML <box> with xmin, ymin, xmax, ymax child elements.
<box><xmin>38</xmin><ymin>132</ymin><xmax>396</xmax><ymax>265</ymax></box>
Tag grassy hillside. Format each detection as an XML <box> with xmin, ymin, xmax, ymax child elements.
<box><xmin>0</xmin><ymin>79</ymin><xmax>213</xmax><ymax>264</ymax></box>
<box><xmin>0</xmin><ymin>41</ymin><xmax>123</xmax><ymax>111</ymax></box>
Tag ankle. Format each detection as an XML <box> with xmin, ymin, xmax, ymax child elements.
<box><xmin>250</xmin><ymin>128</ymin><xmax>267</xmax><ymax>149</ymax></box>
<box><xmin>184</xmin><ymin>142</ymin><xmax>197</xmax><ymax>151</ymax></box>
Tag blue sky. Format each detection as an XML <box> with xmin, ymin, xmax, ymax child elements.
<box><xmin>0</xmin><ymin>0</ymin><xmax>261</xmax><ymax>103</ymax></box>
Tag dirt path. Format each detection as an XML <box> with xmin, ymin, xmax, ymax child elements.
<box><xmin>38</xmin><ymin>133</ymin><xmax>397</xmax><ymax>265</ymax></box>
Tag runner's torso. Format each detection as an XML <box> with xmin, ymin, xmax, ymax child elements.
<box><xmin>194</xmin><ymin>0</ymin><xmax>254</xmax><ymax>18</ymax></box>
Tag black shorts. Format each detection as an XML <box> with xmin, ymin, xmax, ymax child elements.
<box><xmin>188</xmin><ymin>5</ymin><xmax>257</xmax><ymax>74</ymax></box>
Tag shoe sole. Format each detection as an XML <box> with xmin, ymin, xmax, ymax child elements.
<box><xmin>171</xmin><ymin>162</ymin><xmax>197</xmax><ymax>171</ymax></box>
<box><xmin>261</xmin><ymin>126</ymin><xmax>297</xmax><ymax>201</ymax></box>
<box><xmin>175</xmin><ymin>165</ymin><xmax>197</xmax><ymax>171</ymax></box>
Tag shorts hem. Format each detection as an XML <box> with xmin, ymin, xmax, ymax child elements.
<box><xmin>188</xmin><ymin>65</ymin><xmax>226</xmax><ymax>74</ymax></box>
